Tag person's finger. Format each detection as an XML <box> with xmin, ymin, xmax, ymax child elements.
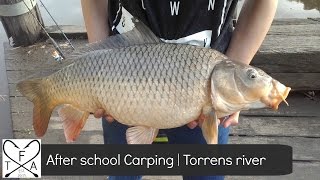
<box><xmin>187</xmin><ymin>121</ymin><xmax>198</xmax><ymax>129</ymax></box>
<box><xmin>218</xmin><ymin>117</ymin><xmax>226</xmax><ymax>125</ymax></box>
<box><xmin>187</xmin><ymin>113</ymin><xmax>207</xmax><ymax>129</ymax></box>
<box><xmin>224</xmin><ymin>114</ymin><xmax>239</xmax><ymax>127</ymax></box>
<box><xmin>223</xmin><ymin>118</ymin><xmax>236</xmax><ymax>128</ymax></box>
<box><xmin>221</xmin><ymin>112</ymin><xmax>239</xmax><ymax>128</ymax></box>
<box><xmin>196</xmin><ymin>114</ymin><xmax>206</xmax><ymax>128</ymax></box>
<box><xmin>105</xmin><ymin>115</ymin><xmax>115</xmax><ymax>123</ymax></box>
<box><xmin>93</xmin><ymin>109</ymin><xmax>105</xmax><ymax>118</ymax></box>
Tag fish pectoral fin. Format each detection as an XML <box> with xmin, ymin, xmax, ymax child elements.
<box><xmin>58</xmin><ymin>105</ymin><xmax>89</xmax><ymax>143</ymax></box>
<box><xmin>126</xmin><ymin>126</ymin><xmax>159</xmax><ymax>144</ymax></box>
<box><xmin>201</xmin><ymin>112</ymin><xmax>219</xmax><ymax>144</ymax></box>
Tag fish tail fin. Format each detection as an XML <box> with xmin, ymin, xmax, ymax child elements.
<box><xmin>17</xmin><ymin>78</ymin><xmax>56</xmax><ymax>137</ymax></box>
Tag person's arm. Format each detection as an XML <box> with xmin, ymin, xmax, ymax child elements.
<box><xmin>226</xmin><ymin>0</ymin><xmax>278</xmax><ymax>64</ymax></box>
<box><xmin>81</xmin><ymin>0</ymin><xmax>114</xmax><ymax>120</ymax></box>
<box><xmin>81</xmin><ymin>0</ymin><xmax>109</xmax><ymax>43</ymax></box>
<box><xmin>220</xmin><ymin>0</ymin><xmax>278</xmax><ymax>128</ymax></box>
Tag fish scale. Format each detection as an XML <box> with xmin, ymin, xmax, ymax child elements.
<box><xmin>46</xmin><ymin>43</ymin><xmax>219</xmax><ymax>128</ymax></box>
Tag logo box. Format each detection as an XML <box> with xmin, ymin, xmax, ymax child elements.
<box><xmin>2</xmin><ymin>139</ymin><xmax>41</xmax><ymax>178</ymax></box>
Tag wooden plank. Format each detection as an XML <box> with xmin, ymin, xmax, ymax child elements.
<box><xmin>259</xmin><ymin>35</ymin><xmax>320</xmax><ymax>53</ymax></box>
<box><xmin>12</xmin><ymin>112</ymin><xmax>102</xmax><ymax>132</ymax></box>
<box><xmin>8</xmin><ymin>83</ymin><xmax>19</xmax><ymax>96</ymax></box>
<box><xmin>271</xmin><ymin>18</ymin><xmax>320</xmax><ymax>25</ymax></box>
<box><xmin>269</xmin><ymin>73</ymin><xmax>320</xmax><ymax>90</ymax></box>
<box><xmin>7</xmin><ymin>70</ymin><xmax>35</xmax><ymax>84</ymax></box>
<box><xmin>0</xmin><ymin>42</ymin><xmax>13</xmax><ymax>140</ymax></box>
<box><xmin>252</xmin><ymin>19</ymin><xmax>320</xmax><ymax>74</ymax></box>
<box><xmin>46</xmin><ymin>25</ymin><xmax>86</xmax><ymax>34</ymax></box>
<box><xmin>13</xmin><ymin>129</ymin><xmax>104</xmax><ymax>144</ymax></box>
<box><xmin>229</xmin><ymin>136</ymin><xmax>320</xmax><ymax>161</ymax></box>
<box><xmin>10</xmin><ymin>96</ymin><xmax>33</xmax><ymax>113</ymax></box>
<box><xmin>231</xmin><ymin>116</ymin><xmax>320</xmax><ymax>138</ymax></box>
<box><xmin>4</xmin><ymin>40</ymin><xmax>85</xmax><ymax>71</ymax></box>
<box><xmin>241</xmin><ymin>92</ymin><xmax>320</xmax><ymax>117</ymax></box>
<box><xmin>5</xmin><ymin>48</ymin><xmax>59</xmax><ymax>71</ymax></box>
<box><xmin>268</xmin><ymin>23</ymin><xmax>320</xmax><ymax>36</ymax></box>
<box><xmin>226</xmin><ymin>162</ymin><xmax>320</xmax><ymax>180</ymax></box>
<box><xmin>5</xmin><ymin>57</ymin><xmax>61</xmax><ymax>71</ymax></box>
<box><xmin>46</xmin><ymin>25</ymin><xmax>87</xmax><ymax>39</ymax></box>
<box><xmin>249</xmin><ymin>19</ymin><xmax>320</xmax><ymax>78</ymax></box>
<box><xmin>251</xmin><ymin>52</ymin><xmax>320</xmax><ymax>73</ymax></box>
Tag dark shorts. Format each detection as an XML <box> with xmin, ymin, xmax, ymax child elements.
<box><xmin>102</xmin><ymin>119</ymin><xmax>229</xmax><ymax>180</ymax></box>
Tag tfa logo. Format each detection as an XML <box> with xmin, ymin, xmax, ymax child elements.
<box><xmin>2</xmin><ymin>139</ymin><xmax>41</xmax><ymax>178</ymax></box>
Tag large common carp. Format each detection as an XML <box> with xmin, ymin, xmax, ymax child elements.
<box><xmin>17</xmin><ymin>18</ymin><xmax>291</xmax><ymax>144</ymax></box>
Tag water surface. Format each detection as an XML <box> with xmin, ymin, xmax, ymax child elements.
<box><xmin>0</xmin><ymin>0</ymin><xmax>319</xmax><ymax>44</ymax></box>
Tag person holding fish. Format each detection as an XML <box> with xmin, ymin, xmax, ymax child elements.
<box><xmin>78</xmin><ymin>0</ymin><xmax>281</xmax><ymax>179</ymax></box>
<box><xmin>16</xmin><ymin>0</ymin><xmax>289</xmax><ymax>180</ymax></box>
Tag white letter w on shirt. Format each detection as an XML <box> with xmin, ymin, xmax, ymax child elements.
<box><xmin>170</xmin><ymin>1</ymin><xmax>180</xmax><ymax>16</ymax></box>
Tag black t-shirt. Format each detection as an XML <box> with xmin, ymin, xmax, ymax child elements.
<box><xmin>108</xmin><ymin>0</ymin><xmax>238</xmax><ymax>53</ymax></box>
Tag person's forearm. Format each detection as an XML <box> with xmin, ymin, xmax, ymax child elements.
<box><xmin>226</xmin><ymin>0</ymin><xmax>278</xmax><ymax>65</ymax></box>
<box><xmin>81</xmin><ymin>0</ymin><xmax>109</xmax><ymax>43</ymax></box>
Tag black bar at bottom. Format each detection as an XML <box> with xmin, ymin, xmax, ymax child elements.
<box><xmin>42</xmin><ymin>144</ymin><xmax>292</xmax><ymax>175</ymax></box>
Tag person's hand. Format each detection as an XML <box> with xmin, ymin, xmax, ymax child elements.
<box><xmin>220</xmin><ymin>111</ymin><xmax>240</xmax><ymax>128</ymax></box>
<box><xmin>93</xmin><ymin>109</ymin><xmax>114</xmax><ymax>123</ymax></box>
<box><xmin>187</xmin><ymin>114</ymin><xmax>206</xmax><ymax>129</ymax></box>
<box><xmin>187</xmin><ymin>111</ymin><xmax>240</xmax><ymax>129</ymax></box>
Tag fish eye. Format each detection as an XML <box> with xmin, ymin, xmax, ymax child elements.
<box><xmin>247</xmin><ymin>69</ymin><xmax>257</xmax><ymax>79</ymax></box>
<box><xmin>249</xmin><ymin>73</ymin><xmax>256</xmax><ymax>79</ymax></box>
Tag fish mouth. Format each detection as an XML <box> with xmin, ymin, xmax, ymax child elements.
<box><xmin>261</xmin><ymin>80</ymin><xmax>291</xmax><ymax>110</ymax></box>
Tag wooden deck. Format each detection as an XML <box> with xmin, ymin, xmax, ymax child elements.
<box><xmin>2</xmin><ymin>18</ymin><xmax>320</xmax><ymax>179</ymax></box>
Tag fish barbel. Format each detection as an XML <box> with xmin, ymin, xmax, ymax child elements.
<box><xmin>17</xmin><ymin>18</ymin><xmax>291</xmax><ymax>144</ymax></box>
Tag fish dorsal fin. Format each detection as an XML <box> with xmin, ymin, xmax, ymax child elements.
<box><xmin>72</xmin><ymin>17</ymin><xmax>161</xmax><ymax>57</ymax></box>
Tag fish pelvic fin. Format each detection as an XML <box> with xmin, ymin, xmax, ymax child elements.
<box><xmin>126</xmin><ymin>126</ymin><xmax>159</xmax><ymax>144</ymax></box>
<box><xmin>201</xmin><ymin>112</ymin><xmax>219</xmax><ymax>144</ymax></box>
<box><xmin>58</xmin><ymin>105</ymin><xmax>89</xmax><ymax>143</ymax></box>
<box><xmin>17</xmin><ymin>78</ymin><xmax>56</xmax><ymax>137</ymax></box>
